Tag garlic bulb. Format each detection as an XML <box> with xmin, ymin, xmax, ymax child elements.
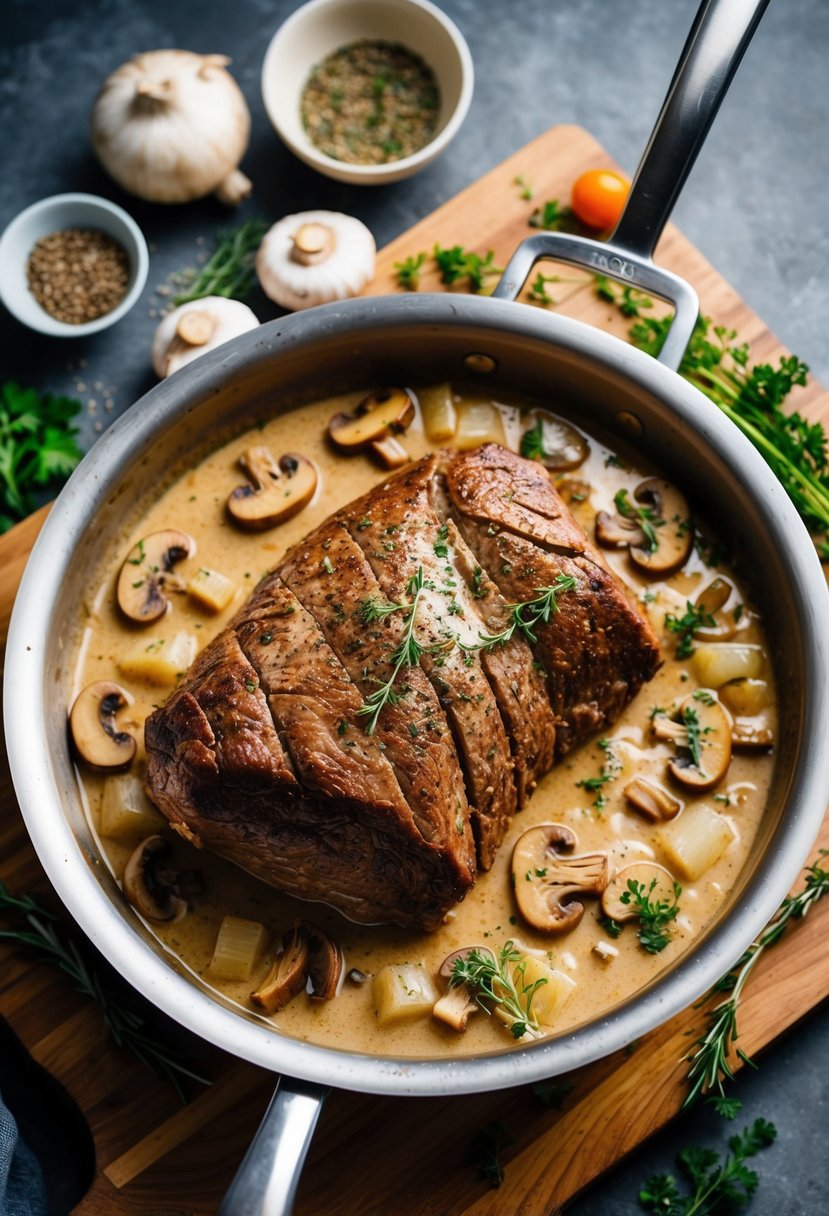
<box><xmin>92</xmin><ymin>51</ymin><xmax>252</xmax><ymax>205</ymax></box>
<box><xmin>256</xmin><ymin>211</ymin><xmax>375</xmax><ymax>311</ymax></box>
<box><xmin>152</xmin><ymin>297</ymin><xmax>259</xmax><ymax>378</ymax></box>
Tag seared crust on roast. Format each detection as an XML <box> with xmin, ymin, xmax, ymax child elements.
<box><xmin>144</xmin><ymin>443</ymin><xmax>661</xmax><ymax>928</ymax></box>
<box><xmin>442</xmin><ymin>445</ymin><xmax>662</xmax><ymax>754</ymax></box>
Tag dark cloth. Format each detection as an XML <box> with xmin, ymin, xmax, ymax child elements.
<box><xmin>0</xmin><ymin>1092</ymin><xmax>47</xmax><ymax>1216</ymax></box>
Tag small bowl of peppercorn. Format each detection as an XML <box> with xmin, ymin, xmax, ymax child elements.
<box><xmin>0</xmin><ymin>192</ymin><xmax>149</xmax><ymax>337</ymax></box>
<box><xmin>261</xmin><ymin>0</ymin><xmax>474</xmax><ymax>186</ymax></box>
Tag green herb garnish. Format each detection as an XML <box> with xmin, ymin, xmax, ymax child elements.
<box><xmin>433</xmin><ymin>244</ymin><xmax>503</xmax><ymax>293</ymax></box>
<box><xmin>684</xmin><ymin>850</ymin><xmax>829</xmax><ymax>1117</ymax></box>
<box><xmin>460</xmin><ymin>575</ymin><xmax>577</xmax><ymax>652</ymax></box>
<box><xmin>614</xmin><ymin>487</ymin><xmax>660</xmax><ymax>553</ymax></box>
<box><xmin>520</xmin><ymin>416</ymin><xmax>546</xmax><ymax>460</ymax></box>
<box><xmin>450</xmin><ymin>941</ymin><xmax>547</xmax><ymax>1039</ymax></box>
<box><xmin>0</xmin><ymin>881</ymin><xmax>209</xmax><ymax>1101</ymax></box>
<box><xmin>619</xmin><ymin>876</ymin><xmax>682</xmax><ymax>954</ymax></box>
<box><xmin>394</xmin><ymin>251</ymin><xmax>427</xmax><ymax>291</ymax></box>
<box><xmin>172</xmin><ymin>219</ymin><xmax>269</xmax><ymax>306</ymax></box>
<box><xmin>665</xmin><ymin>601</ymin><xmax>717</xmax><ymax>660</ymax></box>
<box><xmin>528</xmin><ymin>199</ymin><xmax>579</xmax><ymax>232</ymax></box>
<box><xmin>357</xmin><ymin>565</ymin><xmax>429</xmax><ymax>734</ymax></box>
<box><xmin>0</xmin><ymin>381</ymin><xmax>83</xmax><ymax>532</ymax></box>
<box><xmin>466</xmin><ymin>1120</ymin><xmax>513</xmax><ymax>1188</ymax></box>
<box><xmin>639</xmin><ymin>1118</ymin><xmax>776</xmax><ymax>1214</ymax></box>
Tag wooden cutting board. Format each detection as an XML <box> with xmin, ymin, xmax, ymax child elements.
<box><xmin>2</xmin><ymin>124</ymin><xmax>829</xmax><ymax>1215</ymax></box>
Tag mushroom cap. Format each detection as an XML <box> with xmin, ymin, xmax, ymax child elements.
<box><xmin>251</xmin><ymin>923</ymin><xmax>310</xmax><ymax>1014</ymax></box>
<box><xmin>623</xmin><ymin>775</ymin><xmax>682</xmax><ymax>822</ymax></box>
<box><xmin>691</xmin><ymin>577</ymin><xmax>742</xmax><ymax>642</ymax></box>
<box><xmin>256</xmin><ymin>210</ymin><xmax>375</xmax><ymax>311</ymax></box>
<box><xmin>151</xmin><ymin>297</ymin><xmax>259</xmax><ymax>378</ymax></box>
<box><xmin>601</xmin><ymin>862</ymin><xmax>677</xmax><ymax>922</ymax></box>
<box><xmin>69</xmin><ymin>680</ymin><xmax>136</xmax><ymax>771</ymax></box>
<box><xmin>328</xmin><ymin>388</ymin><xmax>416</xmax><ymax>453</ymax></box>
<box><xmin>666</xmin><ymin>694</ymin><xmax>733</xmax><ymax>791</ymax></box>
<box><xmin>512</xmin><ymin>824</ymin><xmax>608</xmax><ymax>934</ymax></box>
<box><xmin>307</xmin><ymin>925</ymin><xmax>344</xmax><ymax>1000</ymax></box>
<box><xmin>117</xmin><ymin>529</ymin><xmax>196</xmax><ymax>623</ymax></box>
<box><xmin>227</xmin><ymin>447</ymin><xmax>318</xmax><ymax>530</ymax></box>
<box><xmin>523</xmin><ymin>409</ymin><xmax>589</xmax><ymax>471</ymax></box>
<box><xmin>628</xmin><ymin>478</ymin><xmax>693</xmax><ymax>574</ymax></box>
<box><xmin>122</xmin><ymin>835</ymin><xmax>187</xmax><ymax>922</ymax></box>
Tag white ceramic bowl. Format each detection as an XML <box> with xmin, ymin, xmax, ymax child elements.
<box><xmin>261</xmin><ymin>0</ymin><xmax>474</xmax><ymax>185</ymax></box>
<box><xmin>0</xmin><ymin>193</ymin><xmax>149</xmax><ymax>337</ymax></box>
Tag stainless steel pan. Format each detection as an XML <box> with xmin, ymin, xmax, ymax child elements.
<box><xmin>6</xmin><ymin>1</ymin><xmax>829</xmax><ymax>1212</ymax></box>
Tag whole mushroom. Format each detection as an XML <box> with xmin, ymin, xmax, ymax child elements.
<box><xmin>152</xmin><ymin>298</ymin><xmax>259</xmax><ymax>378</ymax></box>
<box><xmin>256</xmin><ymin>211</ymin><xmax>375</xmax><ymax>311</ymax></box>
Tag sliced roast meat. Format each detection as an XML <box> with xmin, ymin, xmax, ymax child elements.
<box><xmin>144</xmin><ymin>441</ymin><xmax>660</xmax><ymax>929</ymax></box>
<box><xmin>442</xmin><ymin>444</ymin><xmax>662</xmax><ymax>754</ymax></box>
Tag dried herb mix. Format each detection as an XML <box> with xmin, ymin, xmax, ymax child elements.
<box><xmin>26</xmin><ymin>227</ymin><xmax>129</xmax><ymax>324</ymax></box>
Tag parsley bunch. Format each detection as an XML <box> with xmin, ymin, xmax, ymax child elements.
<box><xmin>640</xmin><ymin>1119</ymin><xmax>777</xmax><ymax>1215</ymax></box>
<box><xmin>0</xmin><ymin>381</ymin><xmax>83</xmax><ymax>532</ymax></box>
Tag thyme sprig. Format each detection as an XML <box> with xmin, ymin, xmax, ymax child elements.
<box><xmin>0</xmin><ymin>881</ymin><xmax>209</xmax><ymax>1101</ymax></box>
<box><xmin>460</xmin><ymin>575</ymin><xmax>578</xmax><ymax>652</ymax></box>
<box><xmin>357</xmin><ymin>566</ymin><xmax>429</xmax><ymax>734</ymax></box>
<box><xmin>172</xmin><ymin>219</ymin><xmax>269</xmax><ymax>306</ymax></box>
<box><xmin>684</xmin><ymin>850</ymin><xmax>829</xmax><ymax>1118</ymax></box>
<box><xmin>620</xmin><ymin>876</ymin><xmax>682</xmax><ymax>954</ymax></box>
<box><xmin>665</xmin><ymin>601</ymin><xmax>717</xmax><ymax>660</ymax></box>
<box><xmin>450</xmin><ymin>941</ymin><xmax>547</xmax><ymax>1039</ymax></box>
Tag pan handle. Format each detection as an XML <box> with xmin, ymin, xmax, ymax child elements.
<box><xmin>492</xmin><ymin>0</ymin><xmax>770</xmax><ymax>372</ymax></box>
<box><xmin>217</xmin><ymin>1076</ymin><xmax>329</xmax><ymax>1216</ymax></box>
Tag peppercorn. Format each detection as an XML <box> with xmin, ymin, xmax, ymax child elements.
<box><xmin>26</xmin><ymin>228</ymin><xmax>130</xmax><ymax>324</ymax></box>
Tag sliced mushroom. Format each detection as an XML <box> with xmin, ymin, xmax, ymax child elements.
<box><xmin>595</xmin><ymin>479</ymin><xmax>692</xmax><ymax>575</ymax></box>
<box><xmin>557</xmin><ymin>478</ymin><xmax>592</xmax><ymax>506</ymax></box>
<box><xmin>327</xmin><ymin>388</ymin><xmax>415</xmax><ymax>453</ymax></box>
<box><xmin>122</xmin><ymin>835</ymin><xmax>189</xmax><ymax>922</ymax></box>
<box><xmin>251</xmin><ymin>923</ymin><xmax>310</xmax><ymax>1014</ymax></box>
<box><xmin>521</xmin><ymin>409</ymin><xmax>589</xmax><ymax>471</ymax></box>
<box><xmin>653</xmin><ymin>695</ymin><xmax>732</xmax><ymax>791</ymax></box>
<box><xmin>512</xmin><ymin>824</ymin><xmax>608</xmax><ymax>934</ymax></box>
<box><xmin>117</xmin><ymin>529</ymin><xmax>196</xmax><ymax>623</ymax></box>
<box><xmin>69</xmin><ymin>680</ymin><xmax>136</xmax><ymax>770</ymax></box>
<box><xmin>624</xmin><ymin>775</ymin><xmax>682</xmax><ymax>821</ymax></box>
<box><xmin>692</xmin><ymin>577</ymin><xmax>741</xmax><ymax>642</ymax></box>
<box><xmin>601</xmin><ymin>862</ymin><xmax>677</xmax><ymax>922</ymax></box>
<box><xmin>371</xmin><ymin>435</ymin><xmax>411</xmax><ymax>469</ymax></box>
<box><xmin>227</xmin><ymin>447</ymin><xmax>318</xmax><ymax>531</ymax></box>
<box><xmin>433</xmin><ymin>946</ymin><xmax>494</xmax><ymax>1032</ymax></box>
<box><xmin>307</xmin><ymin>925</ymin><xmax>344</xmax><ymax>1000</ymax></box>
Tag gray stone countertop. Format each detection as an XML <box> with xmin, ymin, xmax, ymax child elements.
<box><xmin>2</xmin><ymin>0</ymin><xmax>828</xmax><ymax>1211</ymax></box>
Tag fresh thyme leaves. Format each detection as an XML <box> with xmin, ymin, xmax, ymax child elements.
<box><xmin>461</xmin><ymin>575</ymin><xmax>577</xmax><ymax>652</ymax></box>
<box><xmin>466</xmin><ymin>1120</ymin><xmax>513</xmax><ymax>1188</ymax></box>
<box><xmin>601</xmin><ymin>291</ymin><xmax>829</xmax><ymax>556</ymax></box>
<box><xmin>620</xmin><ymin>877</ymin><xmax>682</xmax><ymax>954</ymax></box>
<box><xmin>684</xmin><ymin>850</ymin><xmax>829</xmax><ymax>1117</ymax></box>
<box><xmin>682</xmin><ymin>705</ymin><xmax>705</xmax><ymax>770</ymax></box>
<box><xmin>171</xmin><ymin>219</ymin><xmax>269</xmax><ymax>306</ymax></box>
<box><xmin>528</xmin><ymin>199</ymin><xmax>580</xmax><ymax>233</ymax></box>
<box><xmin>394</xmin><ymin>251</ymin><xmax>427</xmax><ymax>291</ymax></box>
<box><xmin>450</xmin><ymin>941</ymin><xmax>547</xmax><ymax>1039</ymax></box>
<box><xmin>614</xmin><ymin>488</ymin><xmax>660</xmax><ymax>552</ymax></box>
<box><xmin>576</xmin><ymin>737</ymin><xmax>621</xmax><ymax>810</ymax></box>
<box><xmin>433</xmin><ymin>244</ymin><xmax>503</xmax><ymax>293</ymax></box>
<box><xmin>665</xmin><ymin>602</ymin><xmax>716</xmax><ymax>660</ymax></box>
<box><xmin>638</xmin><ymin>1118</ymin><xmax>777</xmax><ymax>1215</ymax></box>
<box><xmin>359</xmin><ymin>594</ymin><xmax>408</xmax><ymax>623</ymax></box>
<box><xmin>0</xmin><ymin>381</ymin><xmax>83</xmax><ymax>532</ymax></box>
<box><xmin>0</xmin><ymin>881</ymin><xmax>209</xmax><ymax>1101</ymax></box>
<box><xmin>357</xmin><ymin>565</ymin><xmax>429</xmax><ymax>734</ymax></box>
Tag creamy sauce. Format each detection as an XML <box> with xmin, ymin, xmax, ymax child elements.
<box><xmin>72</xmin><ymin>386</ymin><xmax>776</xmax><ymax>1058</ymax></box>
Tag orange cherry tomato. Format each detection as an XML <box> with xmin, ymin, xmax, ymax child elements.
<box><xmin>571</xmin><ymin>169</ymin><xmax>630</xmax><ymax>231</ymax></box>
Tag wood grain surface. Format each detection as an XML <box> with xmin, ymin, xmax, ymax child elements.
<box><xmin>1</xmin><ymin>124</ymin><xmax>828</xmax><ymax>1215</ymax></box>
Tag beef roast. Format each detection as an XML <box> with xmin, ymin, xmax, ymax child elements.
<box><xmin>145</xmin><ymin>444</ymin><xmax>661</xmax><ymax>929</ymax></box>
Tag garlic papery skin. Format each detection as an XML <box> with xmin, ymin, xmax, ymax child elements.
<box><xmin>256</xmin><ymin>211</ymin><xmax>375</xmax><ymax>311</ymax></box>
<box><xmin>92</xmin><ymin>51</ymin><xmax>252</xmax><ymax>205</ymax></box>
<box><xmin>152</xmin><ymin>297</ymin><xmax>259</xmax><ymax>378</ymax></box>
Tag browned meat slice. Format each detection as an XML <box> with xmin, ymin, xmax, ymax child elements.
<box><xmin>278</xmin><ymin>519</ymin><xmax>476</xmax><ymax>878</ymax></box>
<box><xmin>145</xmin><ymin>580</ymin><xmax>474</xmax><ymax>929</ymax></box>
<box><xmin>443</xmin><ymin>444</ymin><xmax>661</xmax><ymax>754</ymax></box>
